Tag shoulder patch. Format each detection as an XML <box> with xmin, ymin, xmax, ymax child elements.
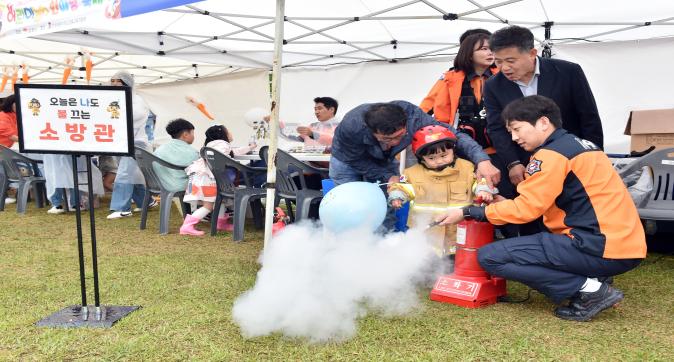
<box><xmin>525</xmin><ymin>158</ymin><xmax>543</xmax><ymax>176</ymax></box>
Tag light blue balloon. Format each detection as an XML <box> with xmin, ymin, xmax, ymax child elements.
<box><xmin>319</xmin><ymin>181</ymin><xmax>387</xmax><ymax>233</ymax></box>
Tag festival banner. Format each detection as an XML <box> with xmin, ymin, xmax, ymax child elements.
<box><xmin>0</xmin><ymin>0</ymin><xmax>200</xmax><ymax>38</ymax></box>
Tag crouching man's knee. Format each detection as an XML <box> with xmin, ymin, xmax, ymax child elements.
<box><xmin>478</xmin><ymin>243</ymin><xmax>503</xmax><ymax>275</ymax></box>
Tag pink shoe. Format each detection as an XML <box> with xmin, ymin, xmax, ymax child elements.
<box><xmin>180</xmin><ymin>214</ymin><xmax>205</xmax><ymax>236</ymax></box>
<box><xmin>217</xmin><ymin>214</ymin><xmax>234</xmax><ymax>232</ymax></box>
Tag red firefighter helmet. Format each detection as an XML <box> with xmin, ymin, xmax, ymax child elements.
<box><xmin>411</xmin><ymin>125</ymin><xmax>457</xmax><ymax>156</ymax></box>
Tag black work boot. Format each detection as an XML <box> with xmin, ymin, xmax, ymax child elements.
<box><xmin>554</xmin><ymin>283</ymin><xmax>624</xmax><ymax>322</ymax></box>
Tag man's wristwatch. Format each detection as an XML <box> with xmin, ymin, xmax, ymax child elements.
<box><xmin>462</xmin><ymin>206</ymin><xmax>473</xmax><ymax>219</ymax></box>
<box><xmin>506</xmin><ymin>161</ymin><xmax>522</xmax><ymax>171</ymax></box>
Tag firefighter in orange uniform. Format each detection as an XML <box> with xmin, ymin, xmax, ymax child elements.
<box><xmin>436</xmin><ymin>95</ymin><xmax>646</xmax><ymax>322</ymax></box>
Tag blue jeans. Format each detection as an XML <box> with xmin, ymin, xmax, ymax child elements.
<box><xmin>249</xmin><ymin>160</ymin><xmax>267</xmax><ymax>187</ymax></box>
<box><xmin>478</xmin><ymin>232</ymin><xmax>642</xmax><ymax>303</ymax></box>
<box><xmin>110</xmin><ymin>183</ymin><xmax>146</xmax><ymax>212</ymax></box>
<box><xmin>328</xmin><ymin>157</ymin><xmax>397</xmax><ymax>231</ymax></box>
<box><xmin>50</xmin><ymin>188</ymin><xmax>76</xmax><ymax>208</ymax></box>
<box><xmin>145</xmin><ymin>115</ymin><xmax>156</xmax><ymax>142</ymax></box>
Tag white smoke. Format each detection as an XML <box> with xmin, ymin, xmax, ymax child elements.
<box><xmin>231</xmin><ymin>223</ymin><xmax>440</xmax><ymax>342</ymax></box>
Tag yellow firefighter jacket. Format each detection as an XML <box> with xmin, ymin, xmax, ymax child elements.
<box><xmin>401</xmin><ymin>158</ymin><xmax>475</xmax><ymax>255</ymax></box>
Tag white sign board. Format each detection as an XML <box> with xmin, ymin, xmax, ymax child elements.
<box><xmin>15</xmin><ymin>84</ymin><xmax>133</xmax><ymax>156</ymax></box>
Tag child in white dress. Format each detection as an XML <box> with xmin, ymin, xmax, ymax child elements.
<box><xmin>179</xmin><ymin>125</ymin><xmax>255</xmax><ymax>236</ymax></box>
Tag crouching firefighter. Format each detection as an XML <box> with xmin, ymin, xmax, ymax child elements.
<box><xmin>435</xmin><ymin>95</ymin><xmax>647</xmax><ymax>321</ymax></box>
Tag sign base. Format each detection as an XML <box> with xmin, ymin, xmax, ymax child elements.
<box><xmin>36</xmin><ymin>305</ymin><xmax>141</xmax><ymax>328</ymax></box>
<box><xmin>430</xmin><ymin>274</ymin><xmax>507</xmax><ymax>308</ymax></box>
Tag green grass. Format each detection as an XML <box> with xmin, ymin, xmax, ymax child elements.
<box><xmin>1</xmin><ymin>201</ymin><xmax>673</xmax><ymax>361</ymax></box>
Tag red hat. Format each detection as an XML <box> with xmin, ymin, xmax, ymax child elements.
<box><xmin>411</xmin><ymin>125</ymin><xmax>457</xmax><ymax>156</ymax></box>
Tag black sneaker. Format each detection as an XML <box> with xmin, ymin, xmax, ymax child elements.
<box><xmin>598</xmin><ymin>276</ymin><xmax>614</xmax><ymax>285</ymax></box>
<box><xmin>554</xmin><ymin>283</ymin><xmax>624</xmax><ymax>322</ymax></box>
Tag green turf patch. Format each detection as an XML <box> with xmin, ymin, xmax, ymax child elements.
<box><xmin>1</xmin><ymin>202</ymin><xmax>672</xmax><ymax>360</ymax></box>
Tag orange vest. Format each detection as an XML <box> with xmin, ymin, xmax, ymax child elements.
<box><xmin>0</xmin><ymin>111</ymin><xmax>17</xmax><ymax>148</ymax></box>
<box><xmin>420</xmin><ymin>68</ymin><xmax>498</xmax><ymax>125</ymax></box>
<box><xmin>420</xmin><ymin>68</ymin><xmax>499</xmax><ymax>154</ymax></box>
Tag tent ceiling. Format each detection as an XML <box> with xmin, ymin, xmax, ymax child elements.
<box><xmin>1</xmin><ymin>0</ymin><xmax>673</xmax><ymax>85</ymax></box>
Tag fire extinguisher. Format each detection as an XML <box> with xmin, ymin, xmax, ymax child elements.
<box><xmin>272</xmin><ymin>207</ymin><xmax>290</xmax><ymax>236</ymax></box>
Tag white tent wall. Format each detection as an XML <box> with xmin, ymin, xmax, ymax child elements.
<box><xmin>136</xmin><ymin>69</ymin><xmax>269</xmax><ymax>149</ymax></box>
<box><xmin>280</xmin><ymin>36</ymin><xmax>674</xmax><ymax>154</ymax></box>
<box><xmin>279</xmin><ymin>58</ymin><xmax>448</xmax><ymax>129</ymax></box>
<box><xmin>554</xmin><ymin>37</ymin><xmax>674</xmax><ymax>153</ymax></box>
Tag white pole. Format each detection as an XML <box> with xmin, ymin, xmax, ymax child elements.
<box><xmin>263</xmin><ymin>0</ymin><xmax>285</xmax><ymax>249</ymax></box>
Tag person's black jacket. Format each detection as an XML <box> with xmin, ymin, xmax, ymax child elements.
<box><xmin>483</xmin><ymin>57</ymin><xmax>603</xmax><ymax>166</ymax></box>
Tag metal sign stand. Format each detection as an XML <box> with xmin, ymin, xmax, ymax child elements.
<box><xmin>36</xmin><ymin>155</ymin><xmax>140</xmax><ymax>328</ymax></box>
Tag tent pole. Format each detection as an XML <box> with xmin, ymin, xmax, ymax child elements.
<box><xmin>263</xmin><ymin>0</ymin><xmax>285</xmax><ymax>250</ymax></box>
<box><xmin>542</xmin><ymin>21</ymin><xmax>553</xmax><ymax>58</ymax></box>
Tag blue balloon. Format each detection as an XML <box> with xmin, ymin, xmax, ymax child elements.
<box><xmin>319</xmin><ymin>181</ymin><xmax>387</xmax><ymax>233</ymax></box>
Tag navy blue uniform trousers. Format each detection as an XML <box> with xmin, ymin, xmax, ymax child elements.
<box><xmin>477</xmin><ymin>232</ymin><xmax>642</xmax><ymax>303</ymax></box>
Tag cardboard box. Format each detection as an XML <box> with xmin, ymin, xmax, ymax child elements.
<box><xmin>624</xmin><ymin>109</ymin><xmax>674</xmax><ymax>152</ymax></box>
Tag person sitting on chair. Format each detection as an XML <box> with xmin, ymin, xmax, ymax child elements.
<box><xmin>153</xmin><ymin>118</ymin><xmax>200</xmax><ymax>193</ymax></box>
<box><xmin>295</xmin><ymin>96</ymin><xmax>340</xmax><ymax>148</ymax></box>
<box><xmin>180</xmin><ymin>125</ymin><xmax>255</xmax><ymax>236</ymax></box>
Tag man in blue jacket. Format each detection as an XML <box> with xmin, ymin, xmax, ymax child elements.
<box><xmin>330</xmin><ymin>101</ymin><xmax>500</xmax><ymax>229</ymax></box>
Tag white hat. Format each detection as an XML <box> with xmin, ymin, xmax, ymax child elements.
<box><xmin>111</xmin><ymin>70</ymin><xmax>134</xmax><ymax>87</ymax></box>
<box><xmin>244</xmin><ymin>107</ymin><xmax>268</xmax><ymax>128</ymax></box>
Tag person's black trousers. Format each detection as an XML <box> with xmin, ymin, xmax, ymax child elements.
<box><xmin>477</xmin><ymin>232</ymin><xmax>642</xmax><ymax>303</ymax></box>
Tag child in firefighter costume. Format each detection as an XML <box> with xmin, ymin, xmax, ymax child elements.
<box><xmin>388</xmin><ymin>125</ymin><xmax>497</xmax><ymax>258</ymax></box>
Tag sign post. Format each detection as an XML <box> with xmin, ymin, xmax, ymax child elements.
<box><xmin>15</xmin><ymin>83</ymin><xmax>139</xmax><ymax>327</ymax></box>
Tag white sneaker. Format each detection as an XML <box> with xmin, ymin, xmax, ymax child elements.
<box><xmin>107</xmin><ymin>211</ymin><xmax>133</xmax><ymax>219</ymax></box>
<box><xmin>134</xmin><ymin>199</ymin><xmax>159</xmax><ymax>212</ymax></box>
<box><xmin>4</xmin><ymin>197</ymin><xmax>16</xmax><ymax>204</ymax></box>
<box><xmin>47</xmin><ymin>206</ymin><xmax>65</xmax><ymax>214</ymax></box>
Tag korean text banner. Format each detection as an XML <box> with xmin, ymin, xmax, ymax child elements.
<box><xmin>0</xmin><ymin>0</ymin><xmax>116</xmax><ymax>38</ymax></box>
<box><xmin>15</xmin><ymin>84</ymin><xmax>133</xmax><ymax>156</ymax></box>
<box><xmin>119</xmin><ymin>0</ymin><xmax>199</xmax><ymax>17</ymax></box>
<box><xmin>0</xmin><ymin>0</ymin><xmax>200</xmax><ymax>38</ymax></box>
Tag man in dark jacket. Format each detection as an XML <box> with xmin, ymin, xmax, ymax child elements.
<box><xmin>330</xmin><ymin>101</ymin><xmax>499</xmax><ymax>187</ymax></box>
<box><xmin>330</xmin><ymin>101</ymin><xmax>501</xmax><ymax>230</ymax></box>
<box><xmin>484</xmin><ymin>25</ymin><xmax>603</xmax><ymax>187</ymax></box>
<box><xmin>483</xmin><ymin>25</ymin><xmax>603</xmax><ymax>234</ymax></box>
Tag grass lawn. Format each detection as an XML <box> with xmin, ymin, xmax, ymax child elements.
<box><xmin>1</xmin><ymin>201</ymin><xmax>673</xmax><ymax>361</ymax></box>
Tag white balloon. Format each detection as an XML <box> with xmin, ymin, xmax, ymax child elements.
<box><xmin>244</xmin><ymin>107</ymin><xmax>268</xmax><ymax>129</ymax></box>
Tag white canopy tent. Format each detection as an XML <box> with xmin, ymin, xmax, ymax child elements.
<box><xmin>1</xmin><ymin>0</ymin><xmax>673</xmax><ymax>151</ymax></box>
<box><xmin>2</xmin><ymin>0</ymin><xmax>674</xmax><ymax>243</ymax></box>
<box><xmin>3</xmin><ymin>1</ymin><xmax>674</xmax><ymax>81</ymax></box>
